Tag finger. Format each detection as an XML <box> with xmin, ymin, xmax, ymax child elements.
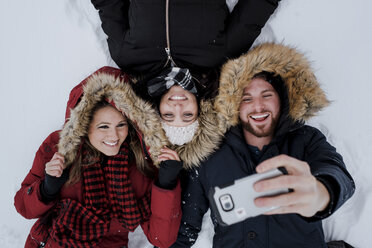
<box><xmin>45</xmin><ymin>162</ymin><xmax>64</xmax><ymax>171</ymax></box>
<box><xmin>47</xmin><ymin>157</ymin><xmax>65</xmax><ymax>170</ymax></box>
<box><xmin>256</xmin><ymin>155</ymin><xmax>309</xmax><ymax>175</ymax></box>
<box><xmin>160</xmin><ymin>147</ymin><xmax>179</xmax><ymax>158</ymax></box>
<box><xmin>159</xmin><ymin>148</ymin><xmax>180</xmax><ymax>161</ymax></box>
<box><xmin>254</xmin><ymin>191</ymin><xmax>299</xmax><ymax>209</ymax></box>
<box><xmin>159</xmin><ymin>150</ymin><xmax>176</xmax><ymax>158</ymax></box>
<box><xmin>254</xmin><ymin>175</ymin><xmax>312</xmax><ymax>192</ymax></box>
<box><xmin>46</xmin><ymin>170</ymin><xmax>63</xmax><ymax>177</ymax></box>
<box><xmin>256</xmin><ymin>155</ymin><xmax>290</xmax><ymax>173</ymax></box>
<box><xmin>52</xmin><ymin>152</ymin><xmax>65</xmax><ymax>163</ymax></box>
<box><xmin>263</xmin><ymin>203</ymin><xmax>308</xmax><ymax>216</ymax></box>
<box><xmin>45</xmin><ymin>162</ymin><xmax>64</xmax><ymax>177</ymax></box>
<box><xmin>158</xmin><ymin>154</ymin><xmax>174</xmax><ymax>161</ymax></box>
<box><xmin>46</xmin><ymin>159</ymin><xmax>64</xmax><ymax>170</ymax></box>
<box><xmin>45</xmin><ymin>167</ymin><xmax>63</xmax><ymax>177</ymax></box>
<box><xmin>255</xmin><ymin>189</ymin><xmax>315</xmax><ymax>210</ymax></box>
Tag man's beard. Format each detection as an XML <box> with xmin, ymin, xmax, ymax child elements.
<box><xmin>242</xmin><ymin>112</ymin><xmax>279</xmax><ymax>138</ymax></box>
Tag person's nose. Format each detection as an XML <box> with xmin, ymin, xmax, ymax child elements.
<box><xmin>170</xmin><ymin>101</ymin><xmax>184</xmax><ymax>107</ymax></box>
<box><xmin>170</xmin><ymin>105</ymin><xmax>184</xmax><ymax>126</ymax></box>
<box><xmin>169</xmin><ymin>101</ymin><xmax>185</xmax><ymax>112</ymax></box>
<box><xmin>252</xmin><ymin>98</ymin><xmax>265</xmax><ymax>112</ymax></box>
<box><xmin>107</xmin><ymin>128</ymin><xmax>119</xmax><ymax>140</ymax></box>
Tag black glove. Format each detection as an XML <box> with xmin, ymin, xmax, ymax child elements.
<box><xmin>40</xmin><ymin>169</ymin><xmax>69</xmax><ymax>203</ymax></box>
<box><xmin>156</xmin><ymin>160</ymin><xmax>183</xmax><ymax>190</ymax></box>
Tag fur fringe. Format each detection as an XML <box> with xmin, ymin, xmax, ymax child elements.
<box><xmin>215</xmin><ymin>43</ymin><xmax>330</xmax><ymax>128</ymax></box>
<box><xmin>58</xmin><ymin>43</ymin><xmax>330</xmax><ymax>170</ymax></box>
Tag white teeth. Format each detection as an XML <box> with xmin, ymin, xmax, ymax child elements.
<box><xmin>251</xmin><ymin>113</ymin><xmax>269</xmax><ymax>119</ymax></box>
<box><xmin>104</xmin><ymin>141</ymin><xmax>118</xmax><ymax>146</ymax></box>
<box><xmin>170</xmin><ymin>95</ymin><xmax>187</xmax><ymax>100</ymax></box>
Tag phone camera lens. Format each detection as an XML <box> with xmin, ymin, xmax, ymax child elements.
<box><xmin>219</xmin><ymin>194</ymin><xmax>234</xmax><ymax>211</ymax></box>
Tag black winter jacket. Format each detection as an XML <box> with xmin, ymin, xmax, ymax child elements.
<box><xmin>91</xmin><ymin>0</ymin><xmax>280</xmax><ymax>77</ymax></box>
<box><xmin>170</xmin><ymin>43</ymin><xmax>355</xmax><ymax>248</ymax></box>
<box><xmin>171</xmin><ymin>124</ymin><xmax>355</xmax><ymax>248</ymax></box>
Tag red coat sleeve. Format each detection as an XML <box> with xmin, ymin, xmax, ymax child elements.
<box><xmin>14</xmin><ymin>131</ymin><xmax>60</xmax><ymax>219</ymax></box>
<box><xmin>141</xmin><ymin>182</ymin><xmax>182</xmax><ymax>248</ymax></box>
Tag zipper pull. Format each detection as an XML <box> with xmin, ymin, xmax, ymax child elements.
<box><xmin>165</xmin><ymin>47</ymin><xmax>176</xmax><ymax>67</ymax></box>
<box><xmin>165</xmin><ymin>47</ymin><xmax>171</xmax><ymax>57</ymax></box>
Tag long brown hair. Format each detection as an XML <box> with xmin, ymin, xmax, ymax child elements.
<box><xmin>66</xmin><ymin>101</ymin><xmax>153</xmax><ymax>185</ymax></box>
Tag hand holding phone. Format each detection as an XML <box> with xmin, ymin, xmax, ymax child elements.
<box><xmin>209</xmin><ymin>168</ymin><xmax>289</xmax><ymax>226</ymax></box>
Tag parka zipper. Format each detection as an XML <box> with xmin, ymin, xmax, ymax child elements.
<box><xmin>164</xmin><ymin>0</ymin><xmax>177</xmax><ymax>67</ymax></box>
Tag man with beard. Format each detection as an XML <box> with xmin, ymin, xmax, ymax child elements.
<box><xmin>170</xmin><ymin>43</ymin><xmax>355</xmax><ymax>248</ymax></box>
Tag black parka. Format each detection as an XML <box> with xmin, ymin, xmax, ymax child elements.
<box><xmin>170</xmin><ymin>43</ymin><xmax>355</xmax><ymax>247</ymax></box>
<box><xmin>172</xmin><ymin>124</ymin><xmax>355</xmax><ymax>248</ymax></box>
<box><xmin>91</xmin><ymin>0</ymin><xmax>280</xmax><ymax>77</ymax></box>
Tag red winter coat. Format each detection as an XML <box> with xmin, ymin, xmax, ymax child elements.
<box><xmin>14</xmin><ymin>67</ymin><xmax>181</xmax><ymax>248</ymax></box>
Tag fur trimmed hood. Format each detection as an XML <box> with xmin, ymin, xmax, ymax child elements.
<box><xmin>215</xmin><ymin>43</ymin><xmax>330</xmax><ymax>130</ymax></box>
<box><xmin>169</xmin><ymin>99</ymin><xmax>223</xmax><ymax>169</ymax></box>
<box><xmin>58</xmin><ymin>68</ymin><xmax>168</xmax><ymax>167</ymax></box>
<box><xmin>58</xmin><ymin>43</ymin><xmax>329</xmax><ymax>170</ymax></box>
<box><xmin>57</xmin><ymin>67</ymin><xmax>223</xmax><ymax>170</ymax></box>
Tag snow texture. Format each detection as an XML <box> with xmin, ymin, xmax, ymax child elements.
<box><xmin>0</xmin><ymin>0</ymin><xmax>371</xmax><ymax>247</ymax></box>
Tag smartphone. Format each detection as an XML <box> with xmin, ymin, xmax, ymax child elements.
<box><xmin>208</xmin><ymin>167</ymin><xmax>289</xmax><ymax>226</ymax></box>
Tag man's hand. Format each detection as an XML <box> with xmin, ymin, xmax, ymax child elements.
<box><xmin>253</xmin><ymin>154</ymin><xmax>330</xmax><ymax>217</ymax></box>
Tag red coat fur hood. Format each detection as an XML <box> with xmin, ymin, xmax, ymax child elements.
<box><xmin>58</xmin><ymin>67</ymin><xmax>168</xmax><ymax>167</ymax></box>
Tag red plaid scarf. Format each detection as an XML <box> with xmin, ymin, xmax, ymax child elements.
<box><xmin>44</xmin><ymin>142</ymin><xmax>151</xmax><ymax>247</ymax></box>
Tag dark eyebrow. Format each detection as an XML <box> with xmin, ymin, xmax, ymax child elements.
<box><xmin>162</xmin><ymin>117</ymin><xmax>194</xmax><ymax>123</ymax></box>
<box><xmin>242</xmin><ymin>89</ymin><xmax>275</xmax><ymax>96</ymax></box>
<box><xmin>162</xmin><ymin>115</ymin><xmax>174</xmax><ymax>122</ymax></box>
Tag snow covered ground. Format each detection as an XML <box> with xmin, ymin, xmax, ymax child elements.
<box><xmin>1</xmin><ymin>0</ymin><xmax>371</xmax><ymax>247</ymax></box>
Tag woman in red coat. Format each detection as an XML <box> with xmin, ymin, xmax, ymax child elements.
<box><xmin>14</xmin><ymin>67</ymin><xmax>182</xmax><ymax>248</ymax></box>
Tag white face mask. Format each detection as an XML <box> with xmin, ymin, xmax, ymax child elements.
<box><xmin>161</xmin><ymin>120</ymin><xmax>199</xmax><ymax>145</ymax></box>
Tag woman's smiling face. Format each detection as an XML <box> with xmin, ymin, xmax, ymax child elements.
<box><xmin>88</xmin><ymin>105</ymin><xmax>128</xmax><ymax>156</ymax></box>
<box><xmin>159</xmin><ymin>85</ymin><xmax>198</xmax><ymax>127</ymax></box>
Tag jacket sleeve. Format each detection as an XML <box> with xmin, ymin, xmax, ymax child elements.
<box><xmin>90</xmin><ymin>0</ymin><xmax>130</xmax><ymax>62</ymax></box>
<box><xmin>226</xmin><ymin>0</ymin><xmax>280</xmax><ymax>59</ymax></box>
<box><xmin>170</xmin><ymin>168</ymin><xmax>210</xmax><ymax>248</ymax></box>
<box><xmin>304</xmin><ymin>126</ymin><xmax>355</xmax><ymax>219</ymax></box>
<box><xmin>14</xmin><ymin>131</ymin><xmax>60</xmax><ymax>219</ymax></box>
<box><xmin>141</xmin><ymin>181</ymin><xmax>182</xmax><ymax>248</ymax></box>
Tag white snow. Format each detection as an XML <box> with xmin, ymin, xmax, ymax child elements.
<box><xmin>1</xmin><ymin>0</ymin><xmax>371</xmax><ymax>247</ymax></box>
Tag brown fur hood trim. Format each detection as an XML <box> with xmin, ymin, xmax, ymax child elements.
<box><xmin>58</xmin><ymin>72</ymin><xmax>168</xmax><ymax>167</ymax></box>
<box><xmin>215</xmin><ymin>43</ymin><xmax>330</xmax><ymax>129</ymax></box>
<box><xmin>171</xmin><ymin>100</ymin><xmax>224</xmax><ymax>169</ymax></box>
